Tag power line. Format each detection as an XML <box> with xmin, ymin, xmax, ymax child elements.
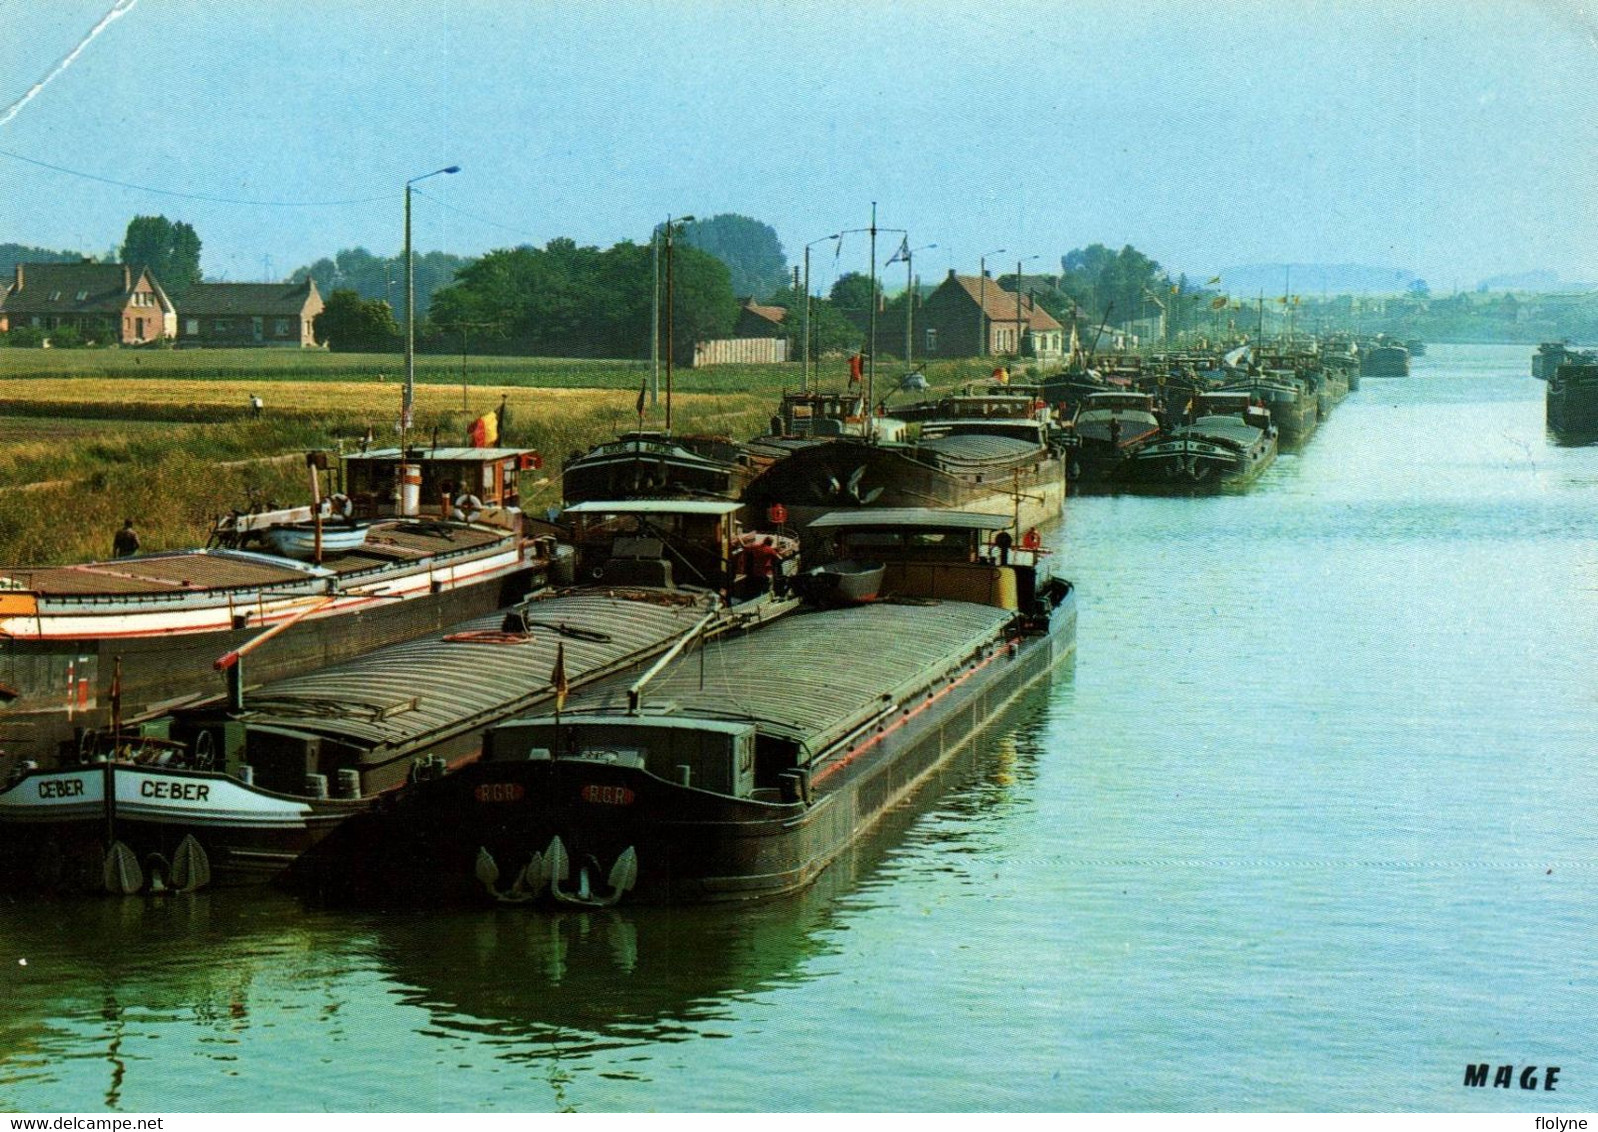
<box><xmin>0</xmin><ymin>145</ymin><xmax>389</xmax><ymax>207</ymax></box>
<box><xmin>410</xmin><ymin>187</ymin><xmax>544</xmax><ymax>244</ymax></box>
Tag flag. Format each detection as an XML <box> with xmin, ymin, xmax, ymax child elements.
<box><xmin>468</xmin><ymin>410</ymin><xmax>499</xmax><ymax>447</ymax></box>
<box><xmin>635</xmin><ymin>379</ymin><xmax>647</xmax><ymax>418</ymax></box>
<box><xmin>885</xmin><ymin>236</ymin><xmax>910</xmax><ymax>265</ymax></box>
<box><xmin>551</xmin><ymin>641</ymin><xmax>569</xmax><ymax>711</ymax></box>
<box><xmin>1207</xmin><ymin>275</ymin><xmax>1222</xmax><ymax>285</ymax></box>
<box><xmin>848</xmin><ymin>352</ymin><xmax>863</xmax><ymax>384</ymax></box>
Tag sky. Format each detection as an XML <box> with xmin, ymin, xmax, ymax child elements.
<box><xmin>2</xmin><ymin>0</ymin><xmax>1596</xmax><ymax>294</ymax></box>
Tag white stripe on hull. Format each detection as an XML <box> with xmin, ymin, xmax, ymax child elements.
<box><xmin>1</xmin><ymin>548</ymin><xmax>525</xmax><ymax>641</ymax></box>
<box><xmin>0</xmin><ymin>767</ymin><xmax>325</xmax><ymax>831</ymax></box>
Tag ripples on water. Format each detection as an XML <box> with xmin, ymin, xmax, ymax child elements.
<box><xmin>2</xmin><ymin>345</ymin><xmax>1595</xmax><ymax>1112</ymax></box>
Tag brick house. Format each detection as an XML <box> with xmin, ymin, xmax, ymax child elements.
<box><xmin>733</xmin><ymin>297</ymin><xmax>787</xmax><ymax>338</ymax></box>
<box><xmin>0</xmin><ymin>262</ymin><xmax>174</xmax><ymax>345</ymax></box>
<box><xmin>917</xmin><ymin>270</ymin><xmax>1066</xmax><ymax>363</ymax></box>
<box><xmin>178</xmin><ymin>280</ymin><xmax>324</xmax><ymax>347</ymax></box>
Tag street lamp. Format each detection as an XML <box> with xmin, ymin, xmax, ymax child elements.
<box><xmin>402</xmin><ymin>164</ymin><xmax>460</xmax><ymax>475</ymax></box>
<box><xmin>803</xmin><ymin>233</ymin><xmax>841</xmax><ymax>392</ymax></box>
<box><xmin>660</xmin><ymin>215</ymin><xmax>695</xmax><ymax>434</ymax></box>
<box><xmin>1013</xmin><ymin>255</ymin><xmax>1041</xmax><ymax>362</ymax></box>
<box><xmin>902</xmin><ymin>243</ymin><xmax>936</xmax><ymax>364</ymax></box>
<box><xmin>977</xmin><ymin>248</ymin><xmax>1006</xmax><ymax>356</ymax></box>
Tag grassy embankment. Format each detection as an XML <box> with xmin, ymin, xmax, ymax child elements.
<box><xmin>0</xmin><ymin>349</ymin><xmax>996</xmax><ymax>565</ymax></box>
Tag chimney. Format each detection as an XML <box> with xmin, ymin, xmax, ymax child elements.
<box><xmin>983</xmin><ymin>269</ymin><xmax>992</xmax><ymax>278</ymax></box>
<box><xmin>947</xmin><ymin>268</ymin><xmax>957</xmax><ymax>280</ymax></box>
<box><xmin>13</xmin><ymin>264</ymin><xmax>21</xmax><ymax>289</ymax></box>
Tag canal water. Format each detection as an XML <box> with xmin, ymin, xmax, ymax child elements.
<box><xmin>2</xmin><ymin>343</ymin><xmax>1595</xmax><ymax>1112</ymax></box>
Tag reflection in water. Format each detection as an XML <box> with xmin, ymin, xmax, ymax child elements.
<box><xmin>0</xmin><ymin>679</ymin><xmax>1062</xmax><ymax>1111</ymax></box>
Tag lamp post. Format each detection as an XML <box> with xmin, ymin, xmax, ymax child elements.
<box><xmin>902</xmin><ymin>244</ymin><xmax>936</xmax><ymax>364</ymax></box>
<box><xmin>402</xmin><ymin>165</ymin><xmax>460</xmax><ymax>458</ymax></box>
<box><xmin>1013</xmin><ymin>255</ymin><xmax>1040</xmax><ymax>362</ymax></box>
<box><xmin>661</xmin><ymin>215</ymin><xmax>694</xmax><ymax>434</ymax></box>
<box><xmin>803</xmin><ymin>233</ymin><xmax>841</xmax><ymax>392</ymax></box>
<box><xmin>977</xmin><ymin>248</ymin><xmax>1005</xmax><ymax>356</ymax></box>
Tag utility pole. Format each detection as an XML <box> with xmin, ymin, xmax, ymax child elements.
<box><xmin>978</xmin><ymin>248</ymin><xmax>1005</xmax><ymax>356</ymax></box>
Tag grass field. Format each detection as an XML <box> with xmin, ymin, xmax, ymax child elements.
<box><xmin>0</xmin><ymin>348</ymin><xmax>1006</xmax><ymax>566</ymax></box>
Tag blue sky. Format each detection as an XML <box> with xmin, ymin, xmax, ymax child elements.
<box><xmin>2</xmin><ymin>0</ymin><xmax>1595</xmax><ymax>292</ymax></box>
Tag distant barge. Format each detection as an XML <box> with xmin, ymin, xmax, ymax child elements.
<box><xmin>296</xmin><ymin>508</ymin><xmax>1076</xmax><ymax>907</ymax></box>
<box><xmin>1547</xmin><ymin>361</ymin><xmax>1598</xmax><ymax>444</ymax></box>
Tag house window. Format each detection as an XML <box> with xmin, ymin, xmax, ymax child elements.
<box><xmin>274</xmin><ymin>319</ymin><xmax>291</xmax><ymax>337</ymax></box>
<box><xmin>48</xmin><ymin>291</ymin><xmax>61</xmax><ymax>301</ymax></box>
<box><xmin>185</xmin><ymin>319</ymin><xmax>199</xmax><ymax>335</ymax></box>
<box><xmin>214</xmin><ymin>319</ymin><xmax>232</xmax><ymax>332</ymax></box>
<box><xmin>75</xmin><ymin>291</ymin><xmax>88</xmax><ymax>301</ymax></box>
<box><xmin>925</xmin><ymin>327</ymin><xmax>937</xmax><ymax>353</ymax></box>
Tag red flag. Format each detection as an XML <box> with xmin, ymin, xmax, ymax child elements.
<box><xmin>848</xmin><ymin>353</ymin><xmax>863</xmax><ymax>384</ymax></box>
<box><xmin>551</xmin><ymin>641</ymin><xmax>569</xmax><ymax>711</ymax></box>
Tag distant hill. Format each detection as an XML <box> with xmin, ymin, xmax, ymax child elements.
<box><xmin>1212</xmin><ymin>262</ymin><xmax>1420</xmax><ymax>295</ymax></box>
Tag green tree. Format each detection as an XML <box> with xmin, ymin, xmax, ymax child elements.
<box><xmin>667</xmin><ymin>245</ymin><xmax>737</xmax><ymax>364</ymax></box>
<box><xmin>676</xmin><ymin>214</ymin><xmax>789</xmax><ymax>300</ymax></box>
<box><xmin>291</xmin><ymin>246</ymin><xmax>471</xmax><ymax>321</ymax></box>
<box><xmin>120</xmin><ymin>215</ymin><xmax>203</xmax><ymax>299</ymax></box>
<box><xmin>314</xmin><ymin>289</ymin><xmax>400</xmax><ymax>351</ymax></box>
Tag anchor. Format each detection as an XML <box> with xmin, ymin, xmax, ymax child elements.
<box><xmin>548</xmin><ymin>835</ymin><xmax>638</xmax><ymax>908</ymax></box>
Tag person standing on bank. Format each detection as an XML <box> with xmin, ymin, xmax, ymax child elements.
<box><xmin>112</xmin><ymin>519</ymin><xmax>140</xmax><ymax>558</ymax></box>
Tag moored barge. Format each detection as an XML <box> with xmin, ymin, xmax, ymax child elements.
<box><xmin>293</xmin><ymin>509</ymin><xmax>1076</xmax><ymax>907</ymax></box>
<box><xmin>0</xmin><ymin>446</ymin><xmax>552</xmax><ymax>772</ymax></box>
<box><xmin>0</xmin><ymin>500</ymin><xmax>797</xmax><ymax>894</ymax></box>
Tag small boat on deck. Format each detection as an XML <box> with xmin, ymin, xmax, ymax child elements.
<box><xmin>0</xmin><ymin>445</ymin><xmax>551</xmax><ymax>773</ymax></box>
<box><xmin>263</xmin><ymin>522</ymin><xmax>370</xmax><ymax>560</ymax></box>
<box><xmin>291</xmin><ymin>508</ymin><xmax>1076</xmax><ymax>907</ymax></box>
<box><xmin>0</xmin><ymin>499</ymin><xmax>798</xmax><ymax>894</ymax></box>
<box><xmin>791</xmin><ymin>558</ymin><xmax>886</xmax><ymax>606</ymax></box>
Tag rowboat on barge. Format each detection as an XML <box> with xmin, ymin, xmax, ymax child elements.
<box><xmin>292</xmin><ymin>508</ymin><xmax>1075</xmax><ymax>907</ymax></box>
<box><xmin>0</xmin><ymin>500</ymin><xmax>798</xmax><ymax>895</ymax></box>
<box><xmin>0</xmin><ymin>446</ymin><xmax>553</xmax><ymax>774</ymax></box>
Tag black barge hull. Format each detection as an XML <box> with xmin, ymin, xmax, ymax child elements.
<box><xmin>297</xmin><ymin>593</ymin><xmax>1076</xmax><ymax>906</ymax></box>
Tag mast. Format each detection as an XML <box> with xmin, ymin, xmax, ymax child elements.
<box><xmin>867</xmin><ymin>202</ymin><xmax>877</xmax><ymax>437</ymax></box>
